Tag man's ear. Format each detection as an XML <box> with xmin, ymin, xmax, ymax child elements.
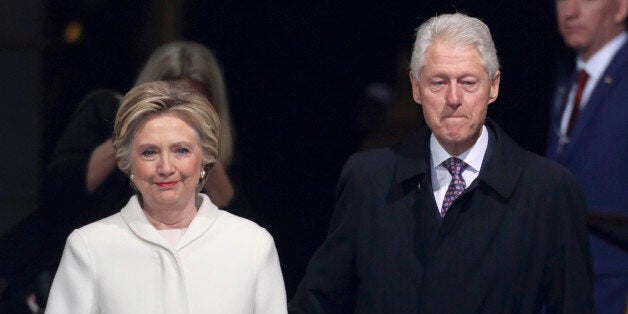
<box><xmin>409</xmin><ymin>71</ymin><xmax>422</xmax><ymax>104</ymax></box>
<box><xmin>488</xmin><ymin>71</ymin><xmax>500</xmax><ymax>104</ymax></box>
<box><xmin>614</xmin><ymin>0</ymin><xmax>628</xmax><ymax>24</ymax></box>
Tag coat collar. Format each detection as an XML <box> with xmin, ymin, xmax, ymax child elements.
<box><xmin>120</xmin><ymin>193</ymin><xmax>220</xmax><ymax>251</ymax></box>
<box><xmin>394</xmin><ymin>124</ymin><xmax>431</xmax><ymax>185</ymax></box>
<box><xmin>475</xmin><ymin>119</ymin><xmax>525</xmax><ymax>200</ymax></box>
<box><xmin>394</xmin><ymin>118</ymin><xmax>525</xmax><ymax>200</ymax></box>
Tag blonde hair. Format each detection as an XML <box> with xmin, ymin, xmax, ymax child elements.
<box><xmin>113</xmin><ymin>80</ymin><xmax>220</xmax><ymax>193</ymax></box>
<box><xmin>135</xmin><ymin>41</ymin><xmax>234</xmax><ymax>167</ymax></box>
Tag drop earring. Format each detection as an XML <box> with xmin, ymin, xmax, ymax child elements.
<box><xmin>130</xmin><ymin>174</ymin><xmax>134</xmax><ymax>181</ymax></box>
<box><xmin>200</xmin><ymin>170</ymin><xmax>206</xmax><ymax>179</ymax></box>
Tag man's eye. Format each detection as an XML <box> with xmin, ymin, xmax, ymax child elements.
<box><xmin>461</xmin><ymin>80</ymin><xmax>479</xmax><ymax>91</ymax></box>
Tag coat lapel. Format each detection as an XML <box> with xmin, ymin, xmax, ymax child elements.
<box><xmin>475</xmin><ymin>119</ymin><xmax>525</xmax><ymax>200</ymax></box>
<box><xmin>176</xmin><ymin>194</ymin><xmax>219</xmax><ymax>250</ymax></box>
<box><xmin>121</xmin><ymin>195</ymin><xmax>172</xmax><ymax>249</ymax></box>
<box><xmin>391</xmin><ymin>127</ymin><xmax>442</xmax><ymax>264</ymax></box>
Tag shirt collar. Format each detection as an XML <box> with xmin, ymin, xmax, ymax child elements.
<box><xmin>430</xmin><ymin>124</ymin><xmax>488</xmax><ymax>172</ymax></box>
<box><xmin>578</xmin><ymin>32</ymin><xmax>627</xmax><ymax>81</ymax></box>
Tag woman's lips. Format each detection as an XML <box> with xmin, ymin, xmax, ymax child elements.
<box><xmin>156</xmin><ymin>182</ymin><xmax>177</xmax><ymax>188</ymax></box>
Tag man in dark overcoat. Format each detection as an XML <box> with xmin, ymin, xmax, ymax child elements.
<box><xmin>289</xmin><ymin>13</ymin><xmax>594</xmax><ymax>313</ymax></box>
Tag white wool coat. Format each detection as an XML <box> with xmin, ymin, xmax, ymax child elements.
<box><xmin>46</xmin><ymin>194</ymin><xmax>287</xmax><ymax>314</ymax></box>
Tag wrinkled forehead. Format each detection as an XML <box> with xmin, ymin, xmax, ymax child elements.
<box><xmin>421</xmin><ymin>41</ymin><xmax>488</xmax><ymax>73</ymax></box>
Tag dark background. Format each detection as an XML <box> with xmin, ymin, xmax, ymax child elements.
<box><xmin>2</xmin><ymin>0</ymin><xmax>572</xmax><ymax>298</ymax></box>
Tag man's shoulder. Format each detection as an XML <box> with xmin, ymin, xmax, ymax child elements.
<box><xmin>489</xmin><ymin>120</ymin><xmax>581</xmax><ymax>189</ymax></box>
<box><xmin>345</xmin><ymin>146</ymin><xmax>397</xmax><ymax>167</ymax></box>
<box><xmin>342</xmin><ymin>129</ymin><xmax>428</xmax><ymax>181</ymax></box>
<box><xmin>509</xmin><ymin>145</ymin><xmax>583</xmax><ymax>199</ymax></box>
<box><xmin>523</xmin><ymin>150</ymin><xmax>575</xmax><ymax>179</ymax></box>
<box><xmin>337</xmin><ymin>148</ymin><xmax>398</xmax><ymax>188</ymax></box>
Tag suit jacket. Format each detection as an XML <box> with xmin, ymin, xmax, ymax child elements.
<box><xmin>46</xmin><ymin>194</ymin><xmax>287</xmax><ymax>314</ymax></box>
<box><xmin>290</xmin><ymin>119</ymin><xmax>593</xmax><ymax>313</ymax></box>
<box><xmin>546</xmin><ymin>40</ymin><xmax>628</xmax><ymax>275</ymax></box>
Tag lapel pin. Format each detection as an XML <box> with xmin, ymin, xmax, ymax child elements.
<box><xmin>604</xmin><ymin>76</ymin><xmax>613</xmax><ymax>84</ymax></box>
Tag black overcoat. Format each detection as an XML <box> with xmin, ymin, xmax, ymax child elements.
<box><xmin>289</xmin><ymin>119</ymin><xmax>594</xmax><ymax>313</ymax></box>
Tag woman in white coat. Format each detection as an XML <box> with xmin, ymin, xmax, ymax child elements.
<box><xmin>46</xmin><ymin>80</ymin><xmax>287</xmax><ymax>314</ymax></box>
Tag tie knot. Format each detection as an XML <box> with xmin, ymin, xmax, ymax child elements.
<box><xmin>442</xmin><ymin>157</ymin><xmax>467</xmax><ymax>176</ymax></box>
<box><xmin>576</xmin><ymin>69</ymin><xmax>589</xmax><ymax>86</ymax></box>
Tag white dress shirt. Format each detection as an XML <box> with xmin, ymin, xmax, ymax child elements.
<box><xmin>430</xmin><ymin>125</ymin><xmax>489</xmax><ymax>213</ymax></box>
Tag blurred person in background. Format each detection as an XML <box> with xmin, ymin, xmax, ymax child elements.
<box><xmin>546</xmin><ymin>0</ymin><xmax>628</xmax><ymax>312</ymax></box>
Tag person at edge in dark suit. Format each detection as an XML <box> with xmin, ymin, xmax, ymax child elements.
<box><xmin>546</xmin><ymin>0</ymin><xmax>628</xmax><ymax>313</ymax></box>
<box><xmin>289</xmin><ymin>12</ymin><xmax>594</xmax><ymax>313</ymax></box>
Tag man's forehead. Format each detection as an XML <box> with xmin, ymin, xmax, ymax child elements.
<box><xmin>421</xmin><ymin>44</ymin><xmax>485</xmax><ymax>72</ymax></box>
<box><xmin>426</xmin><ymin>40</ymin><xmax>481</xmax><ymax>56</ymax></box>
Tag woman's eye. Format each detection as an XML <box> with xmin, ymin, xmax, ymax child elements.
<box><xmin>176</xmin><ymin>148</ymin><xmax>190</xmax><ymax>154</ymax></box>
<box><xmin>141</xmin><ymin>150</ymin><xmax>155</xmax><ymax>157</ymax></box>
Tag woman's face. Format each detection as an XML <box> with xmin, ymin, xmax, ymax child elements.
<box><xmin>130</xmin><ymin>113</ymin><xmax>203</xmax><ymax>212</ymax></box>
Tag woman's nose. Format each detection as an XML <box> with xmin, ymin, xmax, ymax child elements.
<box><xmin>157</xmin><ymin>154</ymin><xmax>175</xmax><ymax>175</ymax></box>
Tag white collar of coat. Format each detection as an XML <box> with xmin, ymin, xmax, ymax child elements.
<box><xmin>120</xmin><ymin>193</ymin><xmax>220</xmax><ymax>251</ymax></box>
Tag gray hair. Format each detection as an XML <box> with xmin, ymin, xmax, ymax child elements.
<box><xmin>135</xmin><ymin>41</ymin><xmax>234</xmax><ymax>167</ymax></box>
<box><xmin>409</xmin><ymin>13</ymin><xmax>500</xmax><ymax>80</ymax></box>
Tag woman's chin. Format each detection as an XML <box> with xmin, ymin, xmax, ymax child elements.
<box><xmin>144</xmin><ymin>192</ymin><xmax>184</xmax><ymax>208</ymax></box>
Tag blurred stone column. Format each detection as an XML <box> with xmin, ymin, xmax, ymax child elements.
<box><xmin>0</xmin><ymin>0</ymin><xmax>44</xmax><ymax>236</ymax></box>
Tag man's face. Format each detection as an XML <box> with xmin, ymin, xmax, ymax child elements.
<box><xmin>410</xmin><ymin>40</ymin><xmax>500</xmax><ymax>156</ymax></box>
<box><xmin>556</xmin><ymin>0</ymin><xmax>628</xmax><ymax>60</ymax></box>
